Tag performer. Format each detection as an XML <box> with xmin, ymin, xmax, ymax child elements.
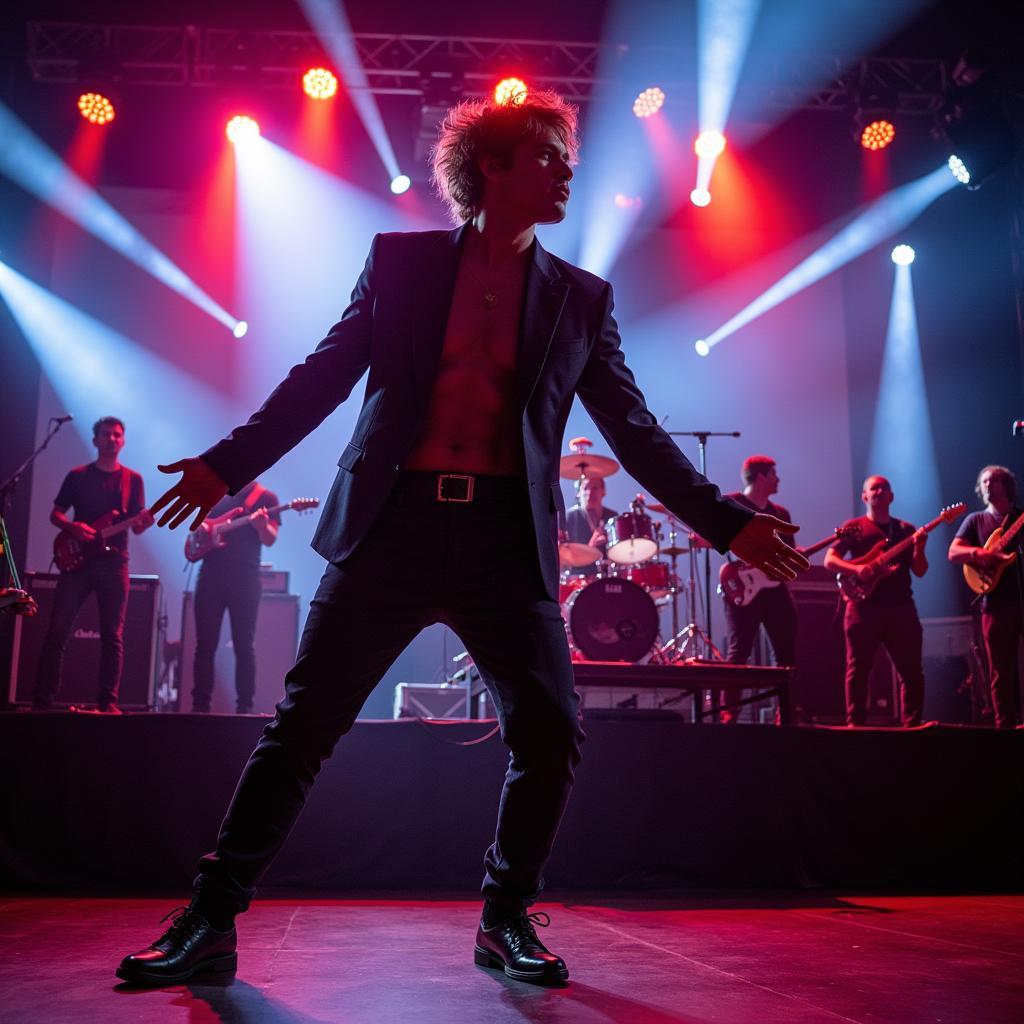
<box><xmin>824</xmin><ymin>475</ymin><xmax>928</xmax><ymax>727</ymax></box>
<box><xmin>560</xmin><ymin>475</ymin><xmax>617</xmax><ymax>575</ymax></box>
<box><xmin>948</xmin><ymin>465</ymin><xmax>1023</xmax><ymax>728</ymax></box>
<box><xmin>717</xmin><ymin>456</ymin><xmax>798</xmax><ymax>722</ymax></box>
<box><xmin>191</xmin><ymin>481</ymin><xmax>280</xmax><ymax>714</ymax></box>
<box><xmin>118</xmin><ymin>90</ymin><xmax>805</xmax><ymax>987</ymax></box>
<box><xmin>33</xmin><ymin>417</ymin><xmax>153</xmax><ymax>713</ymax></box>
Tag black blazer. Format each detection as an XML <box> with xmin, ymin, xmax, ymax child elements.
<box><xmin>201</xmin><ymin>224</ymin><xmax>752</xmax><ymax>599</ymax></box>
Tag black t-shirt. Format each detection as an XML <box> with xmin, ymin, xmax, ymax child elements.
<box><xmin>955</xmin><ymin>508</ymin><xmax>1024</xmax><ymax>607</ymax></box>
<box><xmin>54</xmin><ymin>464</ymin><xmax>145</xmax><ymax>560</ymax></box>
<box><xmin>833</xmin><ymin>515</ymin><xmax>916</xmax><ymax>605</ymax></box>
<box><xmin>199</xmin><ymin>482</ymin><xmax>281</xmax><ymax>575</ymax></box>
<box><xmin>561</xmin><ymin>504</ymin><xmax>618</xmax><ymax>575</ymax></box>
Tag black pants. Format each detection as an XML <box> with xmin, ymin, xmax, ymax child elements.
<box><xmin>193</xmin><ymin>564</ymin><xmax>262</xmax><ymax>713</ymax></box>
<box><xmin>34</xmin><ymin>557</ymin><xmax>129</xmax><ymax>709</ymax></box>
<box><xmin>843</xmin><ymin>600</ymin><xmax>924</xmax><ymax>726</ymax></box>
<box><xmin>981</xmin><ymin>603</ymin><xmax>1024</xmax><ymax>728</ymax></box>
<box><xmin>718</xmin><ymin>584</ymin><xmax>797</xmax><ymax>718</ymax></box>
<box><xmin>194</xmin><ymin>474</ymin><xmax>583</xmax><ymax>920</ymax></box>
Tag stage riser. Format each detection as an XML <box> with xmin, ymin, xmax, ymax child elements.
<box><xmin>1</xmin><ymin>715</ymin><xmax>1020</xmax><ymax>893</ymax></box>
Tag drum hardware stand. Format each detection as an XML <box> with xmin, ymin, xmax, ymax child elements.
<box><xmin>668</xmin><ymin>430</ymin><xmax>740</xmax><ymax>651</ymax></box>
<box><xmin>651</xmin><ymin>511</ymin><xmax>722</xmax><ymax>663</ymax></box>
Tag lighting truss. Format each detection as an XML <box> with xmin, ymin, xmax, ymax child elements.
<box><xmin>27</xmin><ymin>22</ymin><xmax>949</xmax><ymax>114</ymax></box>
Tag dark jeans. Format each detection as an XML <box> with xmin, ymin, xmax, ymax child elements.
<box><xmin>843</xmin><ymin>600</ymin><xmax>924</xmax><ymax>727</ymax></box>
<box><xmin>194</xmin><ymin>474</ymin><xmax>583</xmax><ymax>921</ymax></box>
<box><xmin>193</xmin><ymin>564</ymin><xmax>262</xmax><ymax>713</ymax></box>
<box><xmin>981</xmin><ymin>603</ymin><xmax>1024</xmax><ymax>728</ymax></box>
<box><xmin>34</xmin><ymin>557</ymin><xmax>129</xmax><ymax>709</ymax></box>
<box><xmin>718</xmin><ymin>583</ymin><xmax>797</xmax><ymax>718</ymax></box>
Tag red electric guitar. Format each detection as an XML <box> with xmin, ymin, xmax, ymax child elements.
<box><xmin>719</xmin><ymin>524</ymin><xmax>859</xmax><ymax>607</ymax></box>
<box><xmin>184</xmin><ymin>497</ymin><xmax>319</xmax><ymax>562</ymax></box>
<box><xmin>836</xmin><ymin>503</ymin><xmax>967</xmax><ymax>602</ymax></box>
<box><xmin>53</xmin><ymin>509</ymin><xmax>152</xmax><ymax>573</ymax></box>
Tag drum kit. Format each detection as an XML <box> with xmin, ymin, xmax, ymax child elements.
<box><xmin>558</xmin><ymin>438</ymin><xmax>719</xmax><ymax>664</ymax></box>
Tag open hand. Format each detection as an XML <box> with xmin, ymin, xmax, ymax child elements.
<box><xmin>151</xmin><ymin>458</ymin><xmax>229</xmax><ymax>531</ymax></box>
<box><xmin>729</xmin><ymin>514</ymin><xmax>809</xmax><ymax>582</ymax></box>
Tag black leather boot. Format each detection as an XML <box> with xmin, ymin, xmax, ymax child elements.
<box><xmin>116</xmin><ymin>904</ymin><xmax>237</xmax><ymax>985</ymax></box>
<box><xmin>474</xmin><ymin>910</ymin><xmax>569</xmax><ymax>983</ymax></box>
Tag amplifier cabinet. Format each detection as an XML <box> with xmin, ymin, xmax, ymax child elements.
<box><xmin>9</xmin><ymin>571</ymin><xmax>161</xmax><ymax>709</ymax></box>
<box><xmin>178</xmin><ymin>590</ymin><xmax>300</xmax><ymax>714</ymax></box>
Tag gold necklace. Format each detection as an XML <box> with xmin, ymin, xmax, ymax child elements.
<box><xmin>464</xmin><ymin>265</ymin><xmax>502</xmax><ymax>310</ymax></box>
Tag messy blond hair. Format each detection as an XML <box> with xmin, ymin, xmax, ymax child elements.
<box><xmin>431</xmin><ymin>90</ymin><xmax>579</xmax><ymax>223</ymax></box>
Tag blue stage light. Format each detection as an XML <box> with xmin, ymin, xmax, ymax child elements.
<box><xmin>690</xmin><ymin>188</ymin><xmax>712</xmax><ymax>207</ymax></box>
<box><xmin>695</xmin><ymin>339</ymin><xmax>710</xmax><ymax>357</ymax></box>
<box><xmin>948</xmin><ymin>154</ymin><xmax>971</xmax><ymax>185</ymax></box>
<box><xmin>233</xmin><ymin>320</ymin><xmax>249</xmax><ymax>338</ymax></box>
<box><xmin>890</xmin><ymin>244</ymin><xmax>915</xmax><ymax>266</ymax></box>
<box><xmin>390</xmin><ymin>174</ymin><xmax>411</xmax><ymax>195</ymax></box>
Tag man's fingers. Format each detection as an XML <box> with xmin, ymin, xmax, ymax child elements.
<box><xmin>773</xmin><ymin>519</ymin><xmax>800</xmax><ymax>534</ymax></box>
<box><xmin>168</xmin><ymin>504</ymin><xmax>195</xmax><ymax>530</ymax></box>
<box><xmin>157</xmin><ymin>460</ymin><xmax>187</xmax><ymax>474</ymax></box>
<box><xmin>157</xmin><ymin>496</ymin><xmax>189</xmax><ymax>528</ymax></box>
<box><xmin>150</xmin><ymin>486</ymin><xmax>181</xmax><ymax>517</ymax></box>
<box><xmin>189</xmin><ymin>508</ymin><xmax>210</xmax><ymax>531</ymax></box>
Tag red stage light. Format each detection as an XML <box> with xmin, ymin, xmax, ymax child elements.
<box><xmin>494</xmin><ymin>78</ymin><xmax>528</xmax><ymax>106</ymax></box>
<box><xmin>77</xmin><ymin>92</ymin><xmax>115</xmax><ymax>126</ymax></box>
<box><xmin>694</xmin><ymin>130</ymin><xmax>726</xmax><ymax>159</ymax></box>
<box><xmin>861</xmin><ymin>119</ymin><xmax>895</xmax><ymax>150</ymax></box>
<box><xmin>632</xmin><ymin>87</ymin><xmax>665</xmax><ymax>119</ymax></box>
<box><xmin>303</xmin><ymin>67</ymin><xmax>338</xmax><ymax>100</ymax></box>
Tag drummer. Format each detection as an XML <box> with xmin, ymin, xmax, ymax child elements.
<box><xmin>561</xmin><ymin>476</ymin><xmax>618</xmax><ymax>576</ymax></box>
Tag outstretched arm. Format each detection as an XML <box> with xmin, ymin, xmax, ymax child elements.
<box><xmin>730</xmin><ymin>515</ymin><xmax>809</xmax><ymax>581</ymax></box>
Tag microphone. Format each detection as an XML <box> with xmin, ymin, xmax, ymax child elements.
<box><xmin>1013</xmin><ymin>420</ymin><xmax>1024</xmax><ymax>436</ymax></box>
<box><xmin>52</xmin><ymin>414</ymin><xmax>74</xmax><ymax>424</ymax></box>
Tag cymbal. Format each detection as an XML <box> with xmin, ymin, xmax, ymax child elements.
<box><xmin>559</xmin><ymin>541</ymin><xmax>602</xmax><ymax>567</ymax></box>
<box><xmin>559</xmin><ymin>453</ymin><xmax>620</xmax><ymax>480</ymax></box>
<box><xmin>660</xmin><ymin>545</ymin><xmax>691</xmax><ymax>557</ymax></box>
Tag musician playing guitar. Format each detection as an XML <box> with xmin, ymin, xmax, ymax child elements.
<box><xmin>824</xmin><ymin>475</ymin><xmax>928</xmax><ymax>727</ymax></box>
<box><xmin>190</xmin><ymin>480</ymin><xmax>280</xmax><ymax>714</ymax></box>
<box><xmin>33</xmin><ymin>417</ymin><xmax>154</xmax><ymax>713</ymax></box>
<box><xmin>948</xmin><ymin>465</ymin><xmax>1023</xmax><ymax>728</ymax></box>
<box><xmin>718</xmin><ymin>456</ymin><xmax>798</xmax><ymax>723</ymax></box>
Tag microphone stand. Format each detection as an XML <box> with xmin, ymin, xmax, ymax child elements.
<box><xmin>0</xmin><ymin>418</ymin><xmax>70</xmax><ymax>590</ymax></box>
<box><xmin>668</xmin><ymin>430</ymin><xmax>740</xmax><ymax>654</ymax></box>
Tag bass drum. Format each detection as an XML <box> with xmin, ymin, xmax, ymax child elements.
<box><xmin>564</xmin><ymin>577</ymin><xmax>659</xmax><ymax>663</ymax></box>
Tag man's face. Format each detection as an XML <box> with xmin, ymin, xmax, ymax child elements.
<box><xmin>579</xmin><ymin>477</ymin><xmax>605</xmax><ymax>511</ymax></box>
<box><xmin>762</xmin><ymin>465</ymin><xmax>779</xmax><ymax>494</ymax></box>
<box><xmin>93</xmin><ymin>423</ymin><xmax>125</xmax><ymax>459</ymax></box>
<box><xmin>861</xmin><ymin>476</ymin><xmax>893</xmax><ymax>513</ymax></box>
<box><xmin>489</xmin><ymin>125</ymin><xmax>573</xmax><ymax>225</ymax></box>
<box><xmin>980</xmin><ymin>471</ymin><xmax>1008</xmax><ymax>506</ymax></box>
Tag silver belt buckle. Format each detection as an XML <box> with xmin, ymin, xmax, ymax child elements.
<box><xmin>436</xmin><ymin>474</ymin><xmax>474</xmax><ymax>503</ymax></box>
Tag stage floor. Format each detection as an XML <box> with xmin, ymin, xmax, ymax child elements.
<box><xmin>2</xmin><ymin>893</ymin><xmax>1023</xmax><ymax>1023</ymax></box>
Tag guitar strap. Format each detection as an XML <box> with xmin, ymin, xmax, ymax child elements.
<box><xmin>119</xmin><ymin>467</ymin><xmax>131</xmax><ymax>517</ymax></box>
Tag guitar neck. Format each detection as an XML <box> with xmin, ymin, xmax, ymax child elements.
<box><xmin>99</xmin><ymin>512</ymin><xmax>147</xmax><ymax>540</ymax></box>
<box><xmin>874</xmin><ymin>518</ymin><xmax>941</xmax><ymax>566</ymax></box>
<box><xmin>995</xmin><ymin>510</ymin><xmax>1024</xmax><ymax>552</ymax></box>
<box><xmin>216</xmin><ymin>502</ymin><xmax>291</xmax><ymax>537</ymax></box>
<box><xmin>800</xmin><ymin>534</ymin><xmax>839</xmax><ymax>558</ymax></box>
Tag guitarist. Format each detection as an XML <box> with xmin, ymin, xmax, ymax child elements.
<box><xmin>33</xmin><ymin>416</ymin><xmax>153</xmax><ymax>713</ymax></box>
<box><xmin>948</xmin><ymin>465</ymin><xmax>1023</xmax><ymax>728</ymax></box>
<box><xmin>191</xmin><ymin>480</ymin><xmax>280</xmax><ymax>714</ymax></box>
<box><xmin>824</xmin><ymin>475</ymin><xmax>927</xmax><ymax>727</ymax></box>
<box><xmin>719</xmin><ymin>456</ymin><xmax>798</xmax><ymax>723</ymax></box>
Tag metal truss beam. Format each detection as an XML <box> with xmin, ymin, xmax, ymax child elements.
<box><xmin>26</xmin><ymin>22</ymin><xmax>949</xmax><ymax>115</ymax></box>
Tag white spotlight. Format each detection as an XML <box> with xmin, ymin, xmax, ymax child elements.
<box><xmin>233</xmin><ymin>320</ymin><xmax>249</xmax><ymax>339</ymax></box>
<box><xmin>690</xmin><ymin>188</ymin><xmax>711</xmax><ymax>208</ymax></box>
<box><xmin>390</xmin><ymin>174</ymin><xmax>411</xmax><ymax>195</ymax></box>
<box><xmin>695</xmin><ymin>339</ymin><xmax>710</xmax><ymax>357</ymax></box>
<box><xmin>890</xmin><ymin>245</ymin><xmax>915</xmax><ymax>266</ymax></box>
<box><xmin>948</xmin><ymin>155</ymin><xmax>970</xmax><ymax>185</ymax></box>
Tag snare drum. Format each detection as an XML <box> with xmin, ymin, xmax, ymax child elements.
<box><xmin>564</xmin><ymin>577</ymin><xmax>659</xmax><ymax>663</ymax></box>
<box><xmin>605</xmin><ymin>511</ymin><xmax>659</xmax><ymax>565</ymax></box>
<box><xmin>611</xmin><ymin>559</ymin><xmax>672</xmax><ymax>598</ymax></box>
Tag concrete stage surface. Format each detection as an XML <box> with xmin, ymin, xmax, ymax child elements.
<box><xmin>2</xmin><ymin>893</ymin><xmax>1024</xmax><ymax>1023</ymax></box>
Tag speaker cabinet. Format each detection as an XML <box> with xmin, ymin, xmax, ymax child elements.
<box><xmin>790</xmin><ymin>569</ymin><xmax>847</xmax><ymax>723</ymax></box>
<box><xmin>9</xmin><ymin>571</ymin><xmax>161</xmax><ymax>709</ymax></box>
<box><xmin>178</xmin><ymin>588</ymin><xmax>300</xmax><ymax>714</ymax></box>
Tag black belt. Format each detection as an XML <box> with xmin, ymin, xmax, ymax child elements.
<box><xmin>395</xmin><ymin>471</ymin><xmax>527</xmax><ymax>503</ymax></box>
